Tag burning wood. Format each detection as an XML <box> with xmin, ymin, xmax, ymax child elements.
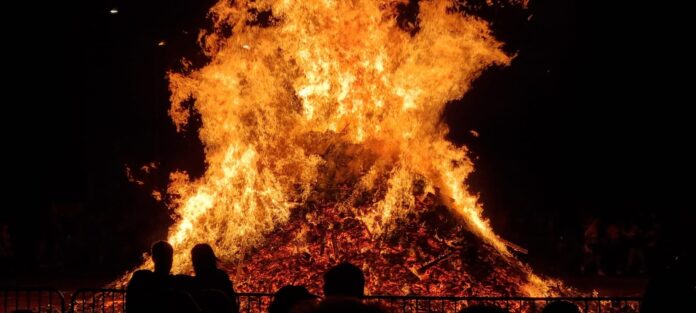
<box><xmin>224</xmin><ymin>197</ymin><xmax>569</xmax><ymax>296</ymax></box>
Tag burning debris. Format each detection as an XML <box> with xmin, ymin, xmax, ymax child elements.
<box><xmin>229</xmin><ymin>194</ymin><xmax>567</xmax><ymax>296</ymax></box>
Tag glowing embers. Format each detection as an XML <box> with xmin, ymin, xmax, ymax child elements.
<box><xmin>229</xmin><ymin>197</ymin><xmax>564</xmax><ymax>296</ymax></box>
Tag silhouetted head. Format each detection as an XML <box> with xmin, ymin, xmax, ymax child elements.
<box><xmin>191</xmin><ymin>243</ymin><xmax>218</xmax><ymax>275</ymax></box>
<box><xmin>323</xmin><ymin>263</ymin><xmax>365</xmax><ymax>298</ymax></box>
<box><xmin>269</xmin><ymin>285</ymin><xmax>318</xmax><ymax>313</ymax></box>
<box><xmin>151</xmin><ymin>241</ymin><xmax>173</xmax><ymax>274</ymax></box>
<box><xmin>541</xmin><ymin>301</ymin><xmax>581</xmax><ymax>313</ymax></box>
<box><xmin>458</xmin><ymin>305</ymin><xmax>510</xmax><ymax>313</ymax></box>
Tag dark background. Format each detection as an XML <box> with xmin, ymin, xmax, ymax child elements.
<box><xmin>3</xmin><ymin>0</ymin><xmax>691</xmax><ymax>285</ymax></box>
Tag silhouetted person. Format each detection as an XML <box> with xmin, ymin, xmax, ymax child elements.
<box><xmin>581</xmin><ymin>217</ymin><xmax>603</xmax><ymax>275</ymax></box>
<box><xmin>458</xmin><ymin>305</ymin><xmax>509</xmax><ymax>313</ymax></box>
<box><xmin>623</xmin><ymin>221</ymin><xmax>646</xmax><ymax>274</ymax></box>
<box><xmin>323</xmin><ymin>263</ymin><xmax>365</xmax><ymax>298</ymax></box>
<box><xmin>127</xmin><ymin>241</ymin><xmax>175</xmax><ymax>313</ymax></box>
<box><xmin>191</xmin><ymin>243</ymin><xmax>239</xmax><ymax>313</ymax></box>
<box><xmin>154</xmin><ymin>240</ymin><xmax>175</xmax><ymax>275</ymax></box>
<box><xmin>196</xmin><ymin>289</ymin><xmax>236</xmax><ymax>313</ymax></box>
<box><xmin>160</xmin><ymin>289</ymin><xmax>202</xmax><ymax>313</ymax></box>
<box><xmin>604</xmin><ymin>222</ymin><xmax>622</xmax><ymax>275</ymax></box>
<box><xmin>269</xmin><ymin>285</ymin><xmax>319</xmax><ymax>313</ymax></box>
<box><xmin>541</xmin><ymin>301</ymin><xmax>581</xmax><ymax>313</ymax></box>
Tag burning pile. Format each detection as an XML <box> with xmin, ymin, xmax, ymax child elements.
<box><xmin>231</xmin><ymin>193</ymin><xmax>565</xmax><ymax>296</ymax></box>
<box><xmin>151</xmin><ymin>0</ymin><xmax>567</xmax><ymax>296</ymax></box>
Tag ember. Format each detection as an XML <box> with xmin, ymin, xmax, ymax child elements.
<box><xmin>230</xmin><ymin>195</ymin><xmax>568</xmax><ymax>296</ymax></box>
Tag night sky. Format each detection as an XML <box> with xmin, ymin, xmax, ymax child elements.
<box><xmin>4</xmin><ymin>0</ymin><xmax>692</xmax><ymax>278</ymax></box>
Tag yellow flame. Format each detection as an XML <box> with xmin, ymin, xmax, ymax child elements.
<box><xmin>161</xmin><ymin>0</ymin><xmax>557</xmax><ymax>296</ymax></box>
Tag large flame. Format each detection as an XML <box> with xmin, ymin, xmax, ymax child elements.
<box><xmin>161</xmin><ymin>0</ymin><xmax>558</xmax><ymax>296</ymax></box>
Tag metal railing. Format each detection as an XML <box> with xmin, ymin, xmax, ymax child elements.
<box><xmin>237</xmin><ymin>293</ymin><xmax>273</xmax><ymax>313</ymax></box>
<box><xmin>364</xmin><ymin>295</ymin><xmax>641</xmax><ymax>313</ymax></box>
<box><xmin>2</xmin><ymin>288</ymin><xmax>643</xmax><ymax>313</ymax></box>
<box><xmin>69</xmin><ymin>289</ymin><xmax>126</xmax><ymax>313</ymax></box>
<box><xmin>230</xmin><ymin>294</ymin><xmax>642</xmax><ymax>313</ymax></box>
<box><xmin>1</xmin><ymin>287</ymin><xmax>66</xmax><ymax>313</ymax></box>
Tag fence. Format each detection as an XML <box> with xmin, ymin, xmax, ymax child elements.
<box><xmin>69</xmin><ymin>289</ymin><xmax>126</xmax><ymax>313</ymax></box>
<box><xmin>0</xmin><ymin>287</ymin><xmax>66</xmax><ymax>313</ymax></box>
<box><xmin>1</xmin><ymin>288</ymin><xmax>642</xmax><ymax>313</ymax></box>
<box><xmin>233</xmin><ymin>294</ymin><xmax>642</xmax><ymax>313</ymax></box>
<box><xmin>364</xmin><ymin>295</ymin><xmax>641</xmax><ymax>313</ymax></box>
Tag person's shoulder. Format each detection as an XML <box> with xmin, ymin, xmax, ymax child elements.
<box><xmin>213</xmin><ymin>268</ymin><xmax>231</xmax><ymax>280</ymax></box>
<box><xmin>131</xmin><ymin>269</ymin><xmax>154</xmax><ymax>279</ymax></box>
<box><xmin>173</xmin><ymin>273</ymin><xmax>194</xmax><ymax>279</ymax></box>
<box><xmin>172</xmin><ymin>274</ymin><xmax>196</xmax><ymax>289</ymax></box>
<box><xmin>127</xmin><ymin>270</ymin><xmax>154</xmax><ymax>288</ymax></box>
<box><xmin>173</xmin><ymin>273</ymin><xmax>196</xmax><ymax>284</ymax></box>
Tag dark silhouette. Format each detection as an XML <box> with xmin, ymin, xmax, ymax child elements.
<box><xmin>126</xmin><ymin>241</ymin><xmax>175</xmax><ymax>313</ymax></box>
<box><xmin>160</xmin><ymin>290</ymin><xmax>202</xmax><ymax>313</ymax></box>
<box><xmin>604</xmin><ymin>222</ymin><xmax>622</xmax><ymax>275</ymax></box>
<box><xmin>190</xmin><ymin>243</ymin><xmax>239</xmax><ymax>313</ymax></box>
<box><xmin>323</xmin><ymin>263</ymin><xmax>365</xmax><ymax>298</ymax></box>
<box><xmin>580</xmin><ymin>217</ymin><xmax>604</xmax><ymax>276</ymax></box>
<box><xmin>152</xmin><ymin>240</ymin><xmax>175</xmax><ymax>274</ymax></box>
<box><xmin>541</xmin><ymin>301</ymin><xmax>581</xmax><ymax>313</ymax></box>
<box><xmin>622</xmin><ymin>221</ymin><xmax>646</xmax><ymax>274</ymax></box>
<box><xmin>269</xmin><ymin>285</ymin><xmax>319</xmax><ymax>313</ymax></box>
<box><xmin>458</xmin><ymin>305</ymin><xmax>510</xmax><ymax>313</ymax></box>
<box><xmin>196</xmin><ymin>289</ymin><xmax>236</xmax><ymax>313</ymax></box>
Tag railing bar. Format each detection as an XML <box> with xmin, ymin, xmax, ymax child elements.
<box><xmin>0</xmin><ymin>289</ymin><xmax>645</xmax><ymax>313</ymax></box>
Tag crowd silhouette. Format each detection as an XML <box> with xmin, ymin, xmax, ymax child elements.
<box><xmin>125</xmin><ymin>241</ymin><xmax>616</xmax><ymax>313</ymax></box>
<box><xmin>124</xmin><ymin>239</ymin><xmax>695</xmax><ymax>313</ymax></box>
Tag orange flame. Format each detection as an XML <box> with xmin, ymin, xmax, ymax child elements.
<box><xmin>160</xmin><ymin>0</ymin><xmax>561</xmax><ymax>296</ymax></box>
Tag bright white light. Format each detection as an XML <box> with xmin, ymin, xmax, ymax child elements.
<box><xmin>110</xmin><ymin>8</ymin><xmax>119</xmax><ymax>14</ymax></box>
